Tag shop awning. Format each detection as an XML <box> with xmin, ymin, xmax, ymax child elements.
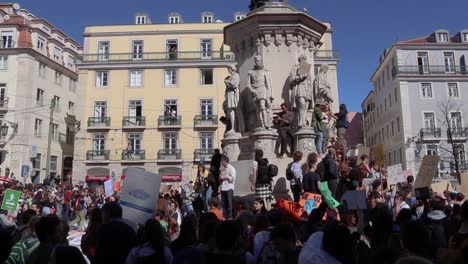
<box><xmin>85</xmin><ymin>175</ymin><xmax>110</xmax><ymax>182</ymax></box>
<box><xmin>159</xmin><ymin>167</ymin><xmax>183</xmax><ymax>182</ymax></box>
<box><xmin>86</xmin><ymin>167</ymin><xmax>110</xmax><ymax>182</ymax></box>
<box><xmin>162</xmin><ymin>175</ymin><xmax>182</xmax><ymax>182</ymax></box>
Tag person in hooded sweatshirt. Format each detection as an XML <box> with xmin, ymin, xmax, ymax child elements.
<box><xmin>423</xmin><ymin>196</ymin><xmax>451</xmax><ymax>258</ymax></box>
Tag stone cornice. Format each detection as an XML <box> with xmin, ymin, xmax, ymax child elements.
<box><xmin>395</xmin><ymin>43</ymin><xmax>468</xmax><ymax>50</ymax></box>
<box><xmin>83</xmin><ymin>29</ymin><xmax>224</xmax><ymax>37</ymax></box>
<box><xmin>76</xmin><ymin>60</ymin><xmax>234</xmax><ymax>70</ymax></box>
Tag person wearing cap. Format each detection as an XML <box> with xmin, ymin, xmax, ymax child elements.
<box><xmin>311</xmin><ymin>100</ymin><xmax>327</xmax><ymax>155</ymax></box>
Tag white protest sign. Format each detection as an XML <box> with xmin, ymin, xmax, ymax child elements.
<box><xmin>104</xmin><ymin>179</ymin><xmax>114</xmax><ymax>198</ymax></box>
<box><xmin>387</xmin><ymin>164</ymin><xmax>404</xmax><ymax>185</ymax></box>
<box><xmin>120</xmin><ymin>168</ymin><xmax>161</xmax><ymax>225</ymax></box>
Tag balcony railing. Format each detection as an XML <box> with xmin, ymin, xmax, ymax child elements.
<box><xmin>122</xmin><ymin>116</ymin><xmax>146</xmax><ymax>128</ymax></box>
<box><xmin>158</xmin><ymin>116</ymin><xmax>182</xmax><ymax>128</ymax></box>
<box><xmin>158</xmin><ymin>149</ymin><xmax>182</xmax><ymax>160</ymax></box>
<box><xmin>449</xmin><ymin>127</ymin><xmax>468</xmax><ymax>138</ymax></box>
<box><xmin>194</xmin><ymin>115</ymin><xmax>218</xmax><ymax>127</ymax></box>
<box><xmin>88</xmin><ymin>117</ymin><xmax>111</xmax><ymax>128</ymax></box>
<box><xmin>86</xmin><ymin>150</ymin><xmax>110</xmax><ymax>161</ymax></box>
<box><xmin>0</xmin><ymin>98</ymin><xmax>8</xmax><ymax>111</ymax></box>
<box><xmin>122</xmin><ymin>150</ymin><xmax>146</xmax><ymax>161</ymax></box>
<box><xmin>420</xmin><ymin>128</ymin><xmax>442</xmax><ymax>139</ymax></box>
<box><xmin>393</xmin><ymin>65</ymin><xmax>468</xmax><ymax>76</ymax></box>
<box><xmin>0</xmin><ymin>39</ymin><xmax>15</xmax><ymax>49</ymax></box>
<box><xmin>78</xmin><ymin>51</ymin><xmax>235</xmax><ymax>63</ymax></box>
<box><xmin>314</xmin><ymin>50</ymin><xmax>340</xmax><ymax>60</ymax></box>
<box><xmin>194</xmin><ymin>149</ymin><xmax>214</xmax><ymax>161</ymax></box>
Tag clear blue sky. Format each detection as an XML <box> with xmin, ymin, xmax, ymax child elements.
<box><xmin>16</xmin><ymin>0</ymin><xmax>468</xmax><ymax>112</ymax></box>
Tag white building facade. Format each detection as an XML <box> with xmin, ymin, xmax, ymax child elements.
<box><xmin>363</xmin><ymin>29</ymin><xmax>468</xmax><ymax>178</ymax></box>
<box><xmin>0</xmin><ymin>4</ymin><xmax>81</xmax><ymax>183</ymax></box>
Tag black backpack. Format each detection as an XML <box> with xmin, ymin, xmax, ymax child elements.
<box><xmin>286</xmin><ymin>162</ymin><xmax>295</xmax><ymax>181</ymax></box>
<box><xmin>268</xmin><ymin>164</ymin><xmax>278</xmax><ymax>178</ymax></box>
<box><xmin>257</xmin><ymin>159</ymin><xmax>270</xmax><ymax>184</ymax></box>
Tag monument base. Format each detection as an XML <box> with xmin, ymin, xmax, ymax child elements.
<box><xmin>295</xmin><ymin>128</ymin><xmax>317</xmax><ymax>158</ymax></box>
<box><xmin>221</xmin><ymin>132</ymin><xmax>242</xmax><ymax>161</ymax></box>
<box><xmin>250</xmin><ymin>129</ymin><xmax>279</xmax><ymax>160</ymax></box>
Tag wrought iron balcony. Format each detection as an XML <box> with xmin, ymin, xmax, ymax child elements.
<box><xmin>158</xmin><ymin>149</ymin><xmax>182</xmax><ymax>161</ymax></box>
<box><xmin>122</xmin><ymin>150</ymin><xmax>146</xmax><ymax>161</ymax></box>
<box><xmin>122</xmin><ymin>116</ymin><xmax>146</xmax><ymax>128</ymax></box>
<box><xmin>158</xmin><ymin>116</ymin><xmax>181</xmax><ymax>128</ymax></box>
<box><xmin>78</xmin><ymin>51</ymin><xmax>235</xmax><ymax>64</ymax></box>
<box><xmin>0</xmin><ymin>39</ymin><xmax>15</xmax><ymax>49</ymax></box>
<box><xmin>87</xmin><ymin>117</ymin><xmax>111</xmax><ymax>129</ymax></box>
<box><xmin>314</xmin><ymin>50</ymin><xmax>340</xmax><ymax>60</ymax></box>
<box><xmin>393</xmin><ymin>65</ymin><xmax>468</xmax><ymax>76</ymax></box>
<box><xmin>449</xmin><ymin>127</ymin><xmax>468</xmax><ymax>138</ymax></box>
<box><xmin>0</xmin><ymin>98</ymin><xmax>8</xmax><ymax>111</ymax></box>
<box><xmin>194</xmin><ymin>149</ymin><xmax>214</xmax><ymax>161</ymax></box>
<box><xmin>194</xmin><ymin>115</ymin><xmax>218</xmax><ymax>128</ymax></box>
<box><xmin>419</xmin><ymin>128</ymin><xmax>442</xmax><ymax>140</ymax></box>
<box><xmin>86</xmin><ymin>150</ymin><xmax>110</xmax><ymax>161</ymax></box>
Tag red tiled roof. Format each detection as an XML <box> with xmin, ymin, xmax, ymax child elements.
<box><xmin>397</xmin><ymin>36</ymin><xmax>431</xmax><ymax>44</ymax></box>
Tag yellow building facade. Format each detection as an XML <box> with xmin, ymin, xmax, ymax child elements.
<box><xmin>73</xmin><ymin>13</ymin><xmax>235</xmax><ymax>184</ymax></box>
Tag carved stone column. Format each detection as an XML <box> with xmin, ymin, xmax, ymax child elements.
<box><xmin>294</xmin><ymin>128</ymin><xmax>317</xmax><ymax>157</ymax></box>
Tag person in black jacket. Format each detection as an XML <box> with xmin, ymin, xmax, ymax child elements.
<box><xmin>303</xmin><ymin>160</ymin><xmax>321</xmax><ymax>194</ymax></box>
<box><xmin>335</xmin><ymin>104</ymin><xmax>348</xmax><ymax>150</ymax></box>
<box><xmin>320</xmin><ymin>148</ymin><xmax>339</xmax><ymax>198</ymax></box>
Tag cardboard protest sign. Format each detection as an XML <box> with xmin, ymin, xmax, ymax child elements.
<box><xmin>300</xmin><ymin>192</ymin><xmax>322</xmax><ymax>214</ymax></box>
<box><xmin>373</xmin><ymin>144</ymin><xmax>385</xmax><ymax>166</ymax></box>
<box><xmin>104</xmin><ymin>179</ymin><xmax>114</xmax><ymax>198</ymax></box>
<box><xmin>319</xmin><ymin>182</ymin><xmax>340</xmax><ymax>209</ymax></box>
<box><xmin>1</xmin><ymin>189</ymin><xmax>21</xmax><ymax>211</ymax></box>
<box><xmin>340</xmin><ymin>190</ymin><xmax>367</xmax><ymax>210</ymax></box>
<box><xmin>387</xmin><ymin>164</ymin><xmax>404</xmax><ymax>185</ymax></box>
<box><xmin>459</xmin><ymin>173</ymin><xmax>468</xmax><ymax>194</ymax></box>
<box><xmin>414</xmin><ymin>155</ymin><xmax>440</xmax><ymax>188</ymax></box>
<box><xmin>430</xmin><ymin>180</ymin><xmax>453</xmax><ymax>194</ymax></box>
<box><xmin>277</xmin><ymin>198</ymin><xmax>303</xmax><ymax>221</ymax></box>
<box><xmin>277</xmin><ymin>192</ymin><xmax>322</xmax><ymax>221</ymax></box>
<box><xmin>120</xmin><ymin>168</ymin><xmax>161</xmax><ymax>225</ymax></box>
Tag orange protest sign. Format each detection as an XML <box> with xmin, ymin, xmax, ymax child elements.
<box><xmin>277</xmin><ymin>192</ymin><xmax>322</xmax><ymax>221</ymax></box>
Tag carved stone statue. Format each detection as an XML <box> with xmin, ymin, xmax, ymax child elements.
<box><xmin>224</xmin><ymin>65</ymin><xmax>244</xmax><ymax>133</ymax></box>
<box><xmin>247</xmin><ymin>55</ymin><xmax>273</xmax><ymax>129</ymax></box>
<box><xmin>289</xmin><ymin>54</ymin><xmax>313</xmax><ymax>128</ymax></box>
<box><xmin>249</xmin><ymin>0</ymin><xmax>272</xmax><ymax>11</ymax></box>
<box><xmin>315</xmin><ymin>65</ymin><xmax>334</xmax><ymax>105</ymax></box>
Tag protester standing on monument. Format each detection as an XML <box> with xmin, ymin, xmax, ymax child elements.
<box><xmin>219</xmin><ymin>155</ymin><xmax>236</xmax><ymax>220</ymax></box>
<box><xmin>312</xmin><ymin>100</ymin><xmax>327</xmax><ymax>155</ymax></box>
<box><xmin>320</xmin><ymin>148</ymin><xmax>339</xmax><ymax>198</ymax></box>
<box><xmin>335</xmin><ymin>104</ymin><xmax>349</xmax><ymax>150</ymax></box>
<box><xmin>274</xmin><ymin>103</ymin><xmax>295</xmax><ymax>158</ymax></box>
<box><xmin>290</xmin><ymin>151</ymin><xmax>304</xmax><ymax>202</ymax></box>
<box><xmin>251</xmin><ymin>149</ymin><xmax>273</xmax><ymax>210</ymax></box>
<box><xmin>247</xmin><ymin>55</ymin><xmax>273</xmax><ymax>129</ymax></box>
<box><xmin>210</xmin><ymin>149</ymin><xmax>222</xmax><ymax>195</ymax></box>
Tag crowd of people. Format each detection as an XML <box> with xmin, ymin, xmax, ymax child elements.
<box><xmin>1</xmin><ymin>146</ymin><xmax>468</xmax><ymax>264</ymax></box>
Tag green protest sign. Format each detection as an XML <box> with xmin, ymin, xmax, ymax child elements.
<box><xmin>1</xmin><ymin>189</ymin><xmax>21</xmax><ymax>211</ymax></box>
<box><xmin>319</xmin><ymin>182</ymin><xmax>340</xmax><ymax>209</ymax></box>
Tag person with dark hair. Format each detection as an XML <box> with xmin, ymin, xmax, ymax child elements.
<box><xmin>197</xmin><ymin>213</ymin><xmax>220</xmax><ymax>253</ymax></box>
<box><xmin>321</xmin><ymin>148</ymin><xmax>339</xmax><ymax>198</ymax></box>
<box><xmin>171</xmin><ymin>215</ymin><xmax>204</xmax><ymax>264</ymax></box>
<box><xmin>401</xmin><ymin>220</ymin><xmax>431</xmax><ymax>259</ymax></box>
<box><xmin>12</xmin><ymin>209</ymin><xmax>36</xmax><ymax>243</ymax></box>
<box><xmin>210</xmin><ymin>149</ymin><xmax>223</xmax><ymax>195</ymax></box>
<box><xmin>126</xmin><ymin>219</ymin><xmax>173</xmax><ymax>264</ymax></box>
<box><xmin>289</xmin><ymin>151</ymin><xmax>304</xmax><ymax>202</ymax></box>
<box><xmin>253</xmin><ymin>208</ymin><xmax>284</xmax><ymax>259</ymax></box>
<box><xmin>28</xmin><ymin>214</ymin><xmax>68</xmax><ymax>264</ymax></box>
<box><xmin>335</xmin><ymin>103</ymin><xmax>349</xmax><ymax>150</ymax></box>
<box><xmin>437</xmin><ymin>201</ymin><xmax>468</xmax><ymax>264</ymax></box>
<box><xmin>49</xmin><ymin>246</ymin><xmax>87</xmax><ymax>264</ymax></box>
<box><xmin>95</xmin><ymin>202</ymin><xmax>136</xmax><ymax>264</ymax></box>
<box><xmin>81</xmin><ymin>208</ymin><xmax>102</xmax><ymax>262</ymax></box>
<box><xmin>257</xmin><ymin>223</ymin><xmax>300</xmax><ymax>263</ymax></box>
<box><xmin>252</xmin><ymin>198</ymin><xmax>267</xmax><ymax>215</ymax></box>
<box><xmin>302</xmin><ymin>159</ymin><xmax>321</xmax><ymax>194</ymax></box>
<box><xmin>251</xmin><ymin>149</ymin><xmax>274</xmax><ymax>210</ymax></box>
<box><xmin>220</xmin><ymin>155</ymin><xmax>236</xmax><ymax>220</ymax></box>
<box><xmin>0</xmin><ymin>226</ymin><xmax>13</xmax><ymax>263</ymax></box>
<box><xmin>208</xmin><ymin>197</ymin><xmax>223</xmax><ymax>221</ymax></box>
<box><xmin>5</xmin><ymin>215</ymin><xmax>40</xmax><ymax>264</ymax></box>
<box><xmin>275</xmin><ymin>103</ymin><xmax>294</xmax><ymax>158</ymax></box>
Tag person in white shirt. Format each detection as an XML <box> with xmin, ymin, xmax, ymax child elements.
<box><xmin>290</xmin><ymin>151</ymin><xmax>304</xmax><ymax>202</ymax></box>
<box><xmin>220</xmin><ymin>155</ymin><xmax>236</xmax><ymax>219</ymax></box>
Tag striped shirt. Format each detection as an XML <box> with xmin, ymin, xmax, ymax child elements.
<box><xmin>5</xmin><ymin>238</ymin><xmax>40</xmax><ymax>264</ymax></box>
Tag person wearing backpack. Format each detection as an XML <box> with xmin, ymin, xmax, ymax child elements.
<box><xmin>287</xmin><ymin>151</ymin><xmax>304</xmax><ymax>202</ymax></box>
<box><xmin>251</xmin><ymin>149</ymin><xmax>275</xmax><ymax>210</ymax></box>
<box><xmin>334</xmin><ymin>104</ymin><xmax>349</xmax><ymax>150</ymax></box>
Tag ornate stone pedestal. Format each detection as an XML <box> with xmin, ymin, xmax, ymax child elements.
<box><xmin>250</xmin><ymin>129</ymin><xmax>278</xmax><ymax>160</ymax></box>
<box><xmin>295</xmin><ymin>128</ymin><xmax>317</xmax><ymax>157</ymax></box>
<box><xmin>221</xmin><ymin>132</ymin><xmax>242</xmax><ymax>161</ymax></box>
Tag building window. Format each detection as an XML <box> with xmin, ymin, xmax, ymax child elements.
<box><xmin>33</xmin><ymin>154</ymin><xmax>41</xmax><ymax>170</ymax></box>
<box><xmin>52</xmin><ymin>124</ymin><xmax>59</xmax><ymax>141</ymax></box>
<box><xmin>420</xmin><ymin>83</ymin><xmax>432</xmax><ymax>98</ymax></box>
<box><xmin>201</xmin><ymin>99</ymin><xmax>213</xmax><ymax>116</ymax></box>
<box><xmin>391</xmin><ymin>120</ymin><xmax>395</xmax><ymax>137</ymax></box>
<box><xmin>163</xmin><ymin>132</ymin><xmax>177</xmax><ymax>150</ymax></box>
<box><xmin>200</xmin><ymin>69</ymin><xmax>213</xmax><ymax>85</ymax></box>
<box><xmin>53</xmin><ymin>47</ymin><xmax>61</xmax><ymax>60</ymax></box>
<box><xmin>444</xmin><ymin>52</ymin><xmax>455</xmax><ymax>73</ymax></box>
<box><xmin>69</xmin><ymin>79</ymin><xmax>77</xmax><ymax>93</ymax></box>
<box><xmin>448</xmin><ymin>83</ymin><xmax>459</xmax><ymax>98</ymax></box>
<box><xmin>389</xmin><ymin>94</ymin><xmax>392</xmax><ymax>107</ymax></box>
<box><xmin>39</xmin><ymin>63</ymin><xmax>46</xmax><ymax>78</ymax></box>
<box><xmin>450</xmin><ymin>112</ymin><xmax>463</xmax><ymax>132</ymax></box>
<box><xmin>130</xmin><ymin>70</ymin><xmax>143</xmax><ymax>87</ymax></box>
<box><xmin>1</xmin><ymin>31</ymin><xmax>13</xmax><ymax>48</ymax></box>
<box><xmin>0</xmin><ymin>56</ymin><xmax>7</xmax><ymax>70</ymax></box>
<box><xmin>463</xmin><ymin>33</ymin><xmax>468</xmax><ymax>42</ymax></box>
<box><xmin>97</xmin><ymin>41</ymin><xmax>110</xmax><ymax>61</ymax></box>
<box><xmin>93</xmin><ymin>133</ymin><xmax>106</xmax><ymax>150</ymax></box>
<box><xmin>94</xmin><ymin>101</ymin><xmax>107</xmax><ymax>117</ymax></box>
<box><xmin>135</xmin><ymin>15</ymin><xmax>146</xmax><ymax>25</ymax></box>
<box><xmin>397</xmin><ymin>116</ymin><xmax>400</xmax><ymax>132</ymax></box>
<box><xmin>67</xmin><ymin>55</ymin><xmax>74</xmax><ymax>68</ymax></box>
<box><xmin>235</xmin><ymin>14</ymin><xmax>246</xmax><ymax>21</ymax></box>
<box><xmin>128</xmin><ymin>133</ymin><xmax>142</xmax><ymax>151</ymax></box>
<box><xmin>55</xmin><ymin>71</ymin><xmax>63</xmax><ymax>85</ymax></box>
<box><xmin>384</xmin><ymin>98</ymin><xmax>387</xmax><ymax>112</ymax></box>
<box><xmin>169</xmin><ymin>16</ymin><xmax>180</xmax><ymax>24</ymax></box>
<box><xmin>53</xmin><ymin>96</ymin><xmax>60</xmax><ymax>112</ymax></box>
<box><xmin>386</xmin><ymin>125</ymin><xmax>389</xmax><ymax>139</ymax></box>
<box><xmin>50</xmin><ymin>156</ymin><xmax>57</xmax><ymax>171</ymax></box>
<box><xmin>417</xmin><ymin>52</ymin><xmax>429</xmax><ymax>74</ymax></box>
<box><xmin>34</xmin><ymin>119</ymin><xmax>42</xmax><ymax>137</ymax></box>
<box><xmin>96</xmin><ymin>71</ymin><xmax>108</xmax><ymax>87</ymax></box>
<box><xmin>164</xmin><ymin>69</ymin><xmax>177</xmax><ymax>86</ymax></box>
<box><xmin>37</xmin><ymin>37</ymin><xmax>45</xmax><ymax>50</ymax></box>
<box><xmin>394</xmin><ymin>87</ymin><xmax>398</xmax><ymax>102</ymax></box>
<box><xmin>36</xmin><ymin>89</ymin><xmax>44</xmax><ymax>105</ymax></box>
<box><xmin>68</xmin><ymin>102</ymin><xmax>75</xmax><ymax>115</ymax></box>
<box><xmin>166</xmin><ymin>40</ymin><xmax>178</xmax><ymax>59</ymax></box>
<box><xmin>437</xmin><ymin>32</ymin><xmax>449</xmax><ymax>42</ymax></box>
<box><xmin>66</xmin><ymin>127</ymin><xmax>74</xmax><ymax>145</ymax></box>
<box><xmin>128</xmin><ymin>100</ymin><xmax>143</xmax><ymax>117</ymax></box>
<box><xmin>423</xmin><ymin>113</ymin><xmax>436</xmax><ymax>130</ymax></box>
<box><xmin>200</xmin><ymin>132</ymin><xmax>214</xmax><ymax>149</ymax></box>
<box><xmin>132</xmin><ymin>40</ymin><xmax>143</xmax><ymax>60</ymax></box>
<box><xmin>200</xmin><ymin>39</ymin><xmax>212</xmax><ymax>59</ymax></box>
<box><xmin>202</xmin><ymin>15</ymin><xmax>213</xmax><ymax>23</ymax></box>
<box><xmin>427</xmin><ymin>145</ymin><xmax>438</xmax><ymax>156</ymax></box>
<box><xmin>454</xmin><ymin>144</ymin><xmax>465</xmax><ymax>163</ymax></box>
